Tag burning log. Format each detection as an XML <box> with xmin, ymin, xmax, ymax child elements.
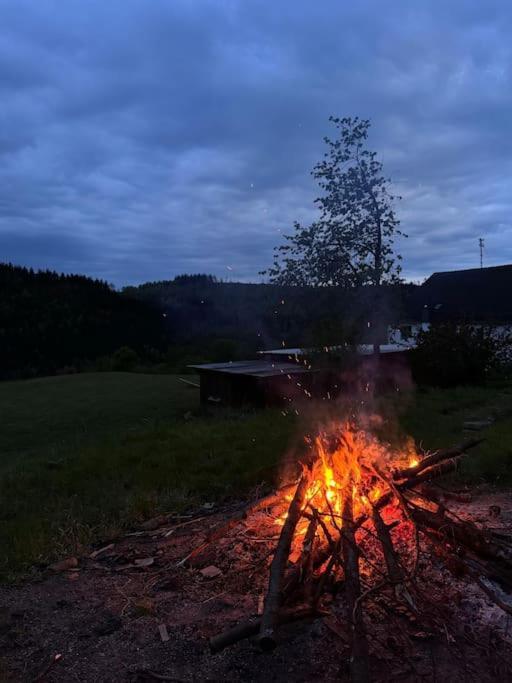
<box><xmin>259</xmin><ymin>470</ymin><xmax>312</xmax><ymax>650</ymax></box>
<box><xmin>299</xmin><ymin>511</ymin><xmax>318</xmax><ymax>600</ymax></box>
<box><xmin>396</xmin><ymin>459</ymin><xmax>464</xmax><ymax>491</ymax></box>
<box><xmin>394</xmin><ymin>438</ymin><xmax>482</xmax><ymax>480</ymax></box>
<box><xmin>352</xmin><ymin>454</ymin><xmax>468</xmax><ymax>533</ymax></box>
<box><xmin>341</xmin><ymin>487</ymin><xmax>370</xmax><ymax>683</ymax></box>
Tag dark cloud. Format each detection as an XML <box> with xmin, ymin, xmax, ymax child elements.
<box><xmin>0</xmin><ymin>0</ymin><xmax>511</xmax><ymax>285</ymax></box>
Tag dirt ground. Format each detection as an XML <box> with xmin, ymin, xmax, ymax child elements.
<box><xmin>1</xmin><ymin>489</ymin><xmax>512</xmax><ymax>682</ymax></box>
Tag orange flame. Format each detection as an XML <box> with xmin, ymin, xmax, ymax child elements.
<box><xmin>274</xmin><ymin>421</ymin><xmax>416</xmax><ymax>537</ymax></box>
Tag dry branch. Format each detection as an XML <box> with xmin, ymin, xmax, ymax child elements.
<box><xmin>283</xmin><ymin>541</ymin><xmax>332</xmax><ymax>598</ymax></box>
<box><xmin>31</xmin><ymin>654</ymin><xmax>63</xmax><ymax>682</ymax></box>
<box><xmin>175</xmin><ymin>484</ymin><xmax>297</xmax><ymax>567</ymax></box>
<box><xmin>341</xmin><ymin>488</ymin><xmax>370</xmax><ymax>683</ymax></box>
<box><xmin>299</xmin><ymin>512</ymin><xmax>318</xmax><ymax>600</ymax></box>
<box><xmin>313</xmin><ymin>551</ymin><xmax>339</xmax><ymax>608</ymax></box>
<box><xmin>210</xmin><ymin>607</ymin><xmax>321</xmax><ymax>653</ymax></box>
<box><xmin>371</xmin><ymin>504</ymin><xmax>403</xmax><ymax>585</ymax></box>
<box><xmin>259</xmin><ymin>471</ymin><xmax>311</xmax><ymax>650</ymax></box>
<box><xmin>408</xmin><ymin>502</ymin><xmax>512</xmax><ymax>567</ymax></box>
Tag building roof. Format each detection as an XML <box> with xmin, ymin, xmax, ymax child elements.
<box><xmin>260</xmin><ymin>343</ymin><xmax>415</xmax><ymax>357</ymax></box>
<box><xmin>189</xmin><ymin>360</ymin><xmax>316</xmax><ymax>378</ymax></box>
<box><xmin>415</xmin><ymin>264</ymin><xmax>512</xmax><ymax>323</ymax></box>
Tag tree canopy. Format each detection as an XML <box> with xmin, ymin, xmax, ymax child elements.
<box><xmin>265</xmin><ymin>117</ymin><xmax>405</xmax><ymax>288</ymax></box>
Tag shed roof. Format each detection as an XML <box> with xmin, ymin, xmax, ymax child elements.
<box><xmin>189</xmin><ymin>360</ymin><xmax>316</xmax><ymax>378</ymax></box>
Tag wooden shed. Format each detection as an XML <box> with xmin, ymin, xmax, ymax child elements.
<box><xmin>189</xmin><ymin>360</ymin><xmax>317</xmax><ymax>408</ymax></box>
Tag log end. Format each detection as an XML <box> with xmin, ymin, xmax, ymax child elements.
<box><xmin>209</xmin><ymin>618</ymin><xmax>260</xmax><ymax>654</ymax></box>
<box><xmin>258</xmin><ymin>629</ymin><xmax>278</xmax><ymax>652</ymax></box>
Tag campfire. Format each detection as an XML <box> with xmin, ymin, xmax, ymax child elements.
<box><xmin>202</xmin><ymin>420</ymin><xmax>512</xmax><ymax>681</ymax></box>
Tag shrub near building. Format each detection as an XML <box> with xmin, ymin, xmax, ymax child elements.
<box><xmin>411</xmin><ymin>324</ymin><xmax>511</xmax><ymax>387</ymax></box>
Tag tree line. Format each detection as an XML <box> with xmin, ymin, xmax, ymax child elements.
<box><xmin>0</xmin><ymin>263</ymin><xmax>165</xmax><ymax>380</ymax></box>
<box><xmin>1</xmin><ymin>262</ymin><xmax>418</xmax><ymax>380</ymax></box>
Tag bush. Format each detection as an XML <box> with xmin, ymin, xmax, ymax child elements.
<box><xmin>411</xmin><ymin>324</ymin><xmax>511</xmax><ymax>387</ymax></box>
<box><xmin>111</xmin><ymin>346</ymin><xmax>139</xmax><ymax>371</ymax></box>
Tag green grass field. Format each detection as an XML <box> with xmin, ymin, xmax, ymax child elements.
<box><xmin>0</xmin><ymin>372</ymin><xmax>198</xmax><ymax>472</ymax></box>
<box><xmin>1</xmin><ymin>372</ymin><xmax>512</xmax><ymax>580</ymax></box>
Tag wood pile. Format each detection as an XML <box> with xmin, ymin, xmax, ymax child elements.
<box><xmin>191</xmin><ymin>430</ymin><xmax>512</xmax><ymax>682</ymax></box>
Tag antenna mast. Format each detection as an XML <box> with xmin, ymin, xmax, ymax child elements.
<box><xmin>479</xmin><ymin>237</ymin><xmax>484</xmax><ymax>269</ymax></box>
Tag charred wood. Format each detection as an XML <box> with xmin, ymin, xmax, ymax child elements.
<box><xmin>371</xmin><ymin>504</ymin><xmax>403</xmax><ymax>585</ymax></box>
<box><xmin>259</xmin><ymin>471</ymin><xmax>311</xmax><ymax>650</ymax></box>
<box><xmin>409</xmin><ymin>503</ymin><xmax>512</xmax><ymax>565</ymax></box>
<box><xmin>341</xmin><ymin>488</ymin><xmax>370</xmax><ymax>683</ymax></box>
<box><xmin>210</xmin><ymin>607</ymin><xmax>321</xmax><ymax>654</ymax></box>
<box><xmin>299</xmin><ymin>512</ymin><xmax>318</xmax><ymax>600</ymax></box>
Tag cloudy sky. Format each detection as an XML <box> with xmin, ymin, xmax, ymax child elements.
<box><xmin>1</xmin><ymin>1</ymin><xmax>511</xmax><ymax>286</ymax></box>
